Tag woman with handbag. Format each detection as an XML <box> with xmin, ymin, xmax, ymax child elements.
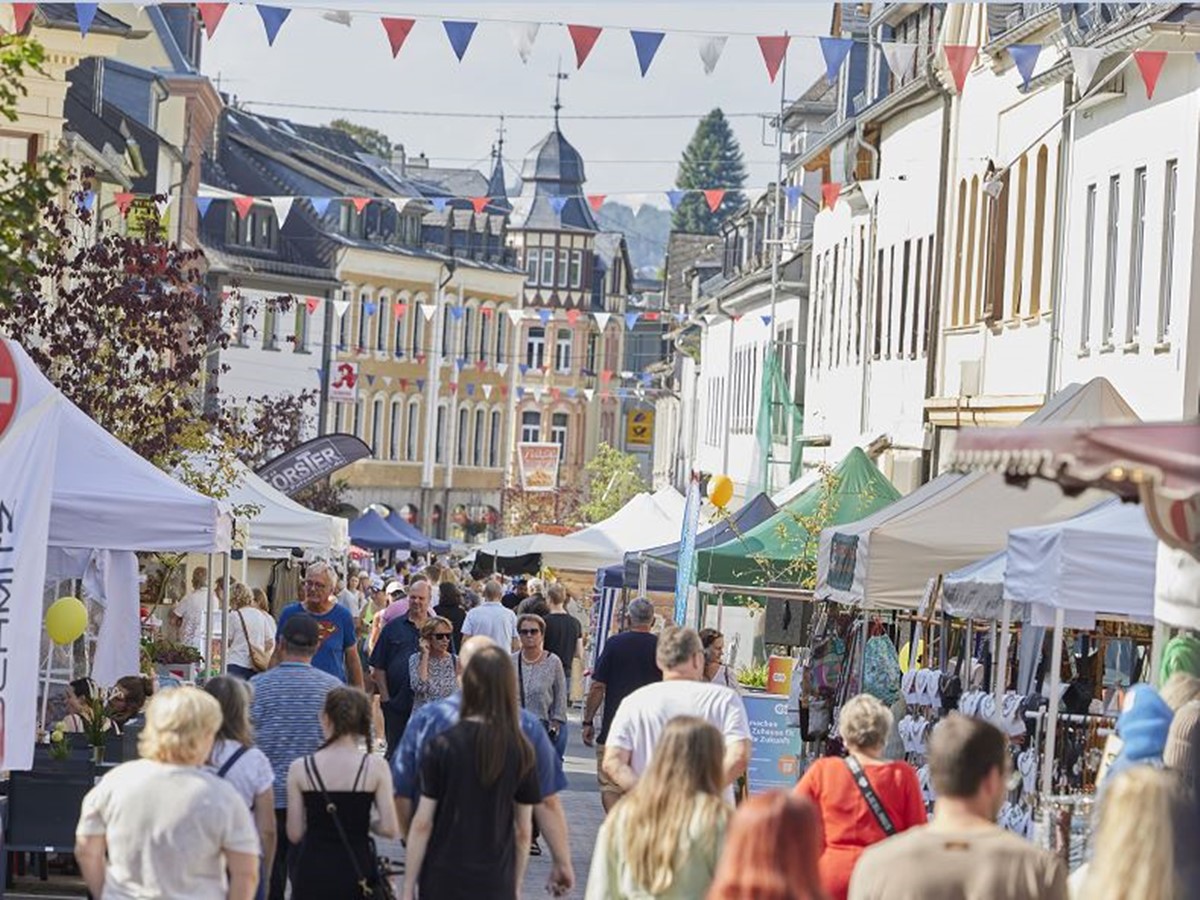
<box><xmin>286</xmin><ymin>688</ymin><xmax>399</xmax><ymax>900</ymax></box>
<box><xmin>228</xmin><ymin>582</ymin><xmax>275</xmax><ymax>680</ymax></box>
<box><xmin>513</xmin><ymin>614</ymin><xmax>568</xmax><ymax>758</ymax></box>
<box><xmin>794</xmin><ymin>694</ymin><xmax>926</xmax><ymax>900</ymax></box>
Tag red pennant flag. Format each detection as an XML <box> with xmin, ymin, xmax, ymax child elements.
<box><xmin>587</xmin><ymin>194</ymin><xmax>606</xmax><ymax>211</ymax></box>
<box><xmin>470</xmin><ymin>196</ymin><xmax>489</xmax><ymax>214</ymax></box>
<box><xmin>11</xmin><ymin>3</ymin><xmax>34</xmax><ymax>33</ymax></box>
<box><xmin>114</xmin><ymin>192</ymin><xmax>135</xmax><ymax>216</ymax></box>
<box><xmin>480</xmin><ymin>306</ymin><xmax>494</xmax><ymax>317</ymax></box>
<box><xmin>196</xmin><ymin>4</ymin><xmax>227</xmax><ymax>39</ymax></box>
<box><xmin>821</xmin><ymin>183</ymin><xmax>841</xmax><ymax>210</ymax></box>
<box><xmin>644</xmin><ymin>312</ymin><xmax>660</xmax><ymax>322</ymax></box>
<box><xmin>449</xmin><ymin>382</ymin><xmax>458</xmax><ymax>393</ymax></box>
<box><xmin>232</xmin><ymin>195</ymin><xmax>255</xmax><ymax>219</ymax></box>
<box><xmin>565</xmin><ymin>309</ymin><xmax>581</xmax><ymax>326</ymax></box>
<box><xmin>393</xmin><ymin>301</ymin><xmax>407</xmax><ymax>318</ymax></box>
<box><xmin>380</xmin><ymin>17</ymin><xmax>415</xmax><ymax>58</ymax></box>
<box><xmin>304</xmin><ymin>297</ymin><xmax>320</xmax><ymax>315</ymax></box>
<box><xmin>600</xmin><ymin>370</ymin><xmax>613</xmax><ymax>383</ymax></box>
<box><xmin>550</xmin><ymin>387</ymin><xmax>561</xmax><ymax>401</ymax></box>
<box><xmin>703</xmin><ymin>189</ymin><xmax>726</xmax><ymax>212</ymax></box>
<box><xmin>943</xmin><ymin>45</ymin><xmax>977</xmax><ymax>94</ymax></box>
<box><xmin>416</xmin><ymin>354</ymin><xmax>426</xmax><ymax>364</ymax></box>
<box><xmin>499</xmin><ymin>385</ymin><xmax>509</xmax><ymax>398</ymax></box>
<box><xmin>399</xmin><ymin>378</ymin><xmax>408</xmax><ymax>391</ymax></box>
<box><xmin>351</xmin><ymin>197</ymin><xmax>371</xmax><ymax>214</ymax></box>
<box><xmin>757</xmin><ymin>35</ymin><xmax>791</xmax><ymax>83</ymax></box>
<box><xmin>567</xmin><ymin>24</ymin><xmax>602</xmax><ymax>68</ymax></box>
<box><xmin>1133</xmin><ymin>50</ymin><xmax>1167</xmax><ymax>99</ymax></box>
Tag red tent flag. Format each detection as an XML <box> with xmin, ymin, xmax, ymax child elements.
<box><xmin>1133</xmin><ymin>50</ymin><xmax>1168</xmax><ymax>99</ymax></box>
<box><xmin>943</xmin><ymin>45</ymin><xmax>977</xmax><ymax>94</ymax></box>
<box><xmin>821</xmin><ymin>182</ymin><xmax>841</xmax><ymax>210</ymax></box>
<box><xmin>757</xmin><ymin>35</ymin><xmax>791</xmax><ymax>83</ymax></box>
<box><xmin>470</xmin><ymin>196</ymin><xmax>489</xmax><ymax>214</ymax></box>
<box><xmin>380</xmin><ymin>17</ymin><xmax>416</xmax><ymax>58</ymax></box>
<box><xmin>587</xmin><ymin>194</ymin><xmax>606</xmax><ymax>212</ymax></box>
<box><xmin>196</xmin><ymin>4</ymin><xmax>227</xmax><ymax>39</ymax></box>
<box><xmin>567</xmin><ymin>24</ymin><xmax>602</xmax><ymax>69</ymax></box>
<box><xmin>703</xmin><ymin>189</ymin><xmax>726</xmax><ymax>212</ymax></box>
<box><xmin>11</xmin><ymin>4</ymin><xmax>34</xmax><ymax>33</ymax></box>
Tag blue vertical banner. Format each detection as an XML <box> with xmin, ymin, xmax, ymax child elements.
<box><xmin>674</xmin><ymin>474</ymin><xmax>702</xmax><ymax>624</ymax></box>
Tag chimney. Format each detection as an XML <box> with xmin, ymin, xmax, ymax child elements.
<box><xmin>408</xmin><ymin>152</ymin><xmax>429</xmax><ymax>170</ymax></box>
<box><xmin>391</xmin><ymin>143</ymin><xmax>407</xmax><ymax>175</ymax></box>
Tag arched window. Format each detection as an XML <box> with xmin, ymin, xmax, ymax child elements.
<box><xmin>441</xmin><ymin>306</ymin><xmax>453</xmax><ymax>357</ymax></box>
<box><xmin>389</xmin><ymin>398</ymin><xmax>402</xmax><ymax>461</ymax></box>
<box><xmin>357</xmin><ymin>290</ymin><xmax>372</xmax><ymax>349</ymax></box>
<box><xmin>456</xmin><ymin>406</ymin><xmax>469</xmax><ymax>465</ymax></box>
<box><xmin>370</xmin><ymin>395</ymin><xmax>384</xmax><ymax>456</ymax></box>
<box><xmin>462</xmin><ymin>306</ymin><xmax>474</xmax><ymax>358</ymax></box>
<box><xmin>489</xmin><ymin>409</ymin><xmax>501</xmax><ymax>467</ymax></box>
<box><xmin>405</xmin><ymin>399</ymin><xmax>420</xmax><ymax>461</ymax></box>
<box><xmin>333</xmin><ymin>402</ymin><xmax>344</xmax><ymax>433</ymax></box>
<box><xmin>353</xmin><ymin>398</ymin><xmax>365</xmax><ymax>438</ymax></box>
<box><xmin>953</xmin><ymin>180</ymin><xmax>966</xmax><ymax>326</ymax></box>
<box><xmin>1030</xmin><ymin>144</ymin><xmax>1049</xmax><ymax>317</ymax></box>
<box><xmin>473</xmin><ymin>407</ymin><xmax>485</xmax><ymax>466</ymax></box>
<box><xmin>376</xmin><ymin>295</ymin><xmax>390</xmax><ymax>352</ymax></box>
<box><xmin>495</xmin><ymin>312</ymin><xmax>507</xmax><ymax>365</ymax></box>
<box><xmin>411</xmin><ymin>295</ymin><xmax>426</xmax><ymax>357</ymax></box>
<box><xmin>393</xmin><ymin>296</ymin><xmax>406</xmax><ymax>356</ymax></box>
<box><xmin>435</xmin><ymin>403</ymin><xmax>448</xmax><ymax>464</ymax></box>
<box><xmin>1012</xmin><ymin>155</ymin><xmax>1029</xmax><ymax>318</ymax></box>
<box><xmin>477</xmin><ymin>307</ymin><xmax>489</xmax><ymax>362</ymax></box>
<box><xmin>337</xmin><ymin>288</ymin><xmax>351</xmax><ymax>349</ymax></box>
<box><xmin>964</xmin><ymin>176</ymin><xmax>979</xmax><ymax>324</ymax></box>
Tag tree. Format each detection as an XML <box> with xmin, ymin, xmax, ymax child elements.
<box><xmin>0</xmin><ymin>35</ymin><xmax>67</xmax><ymax>309</ymax></box>
<box><xmin>329</xmin><ymin>118</ymin><xmax>393</xmax><ymax>158</ymax></box>
<box><xmin>579</xmin><ymin>443</ymin><xmax>647</xmax><ymax>524</ymax></box>
<box><xmin>671</xmin><ymin>108</ymin><xmax>747</xmax><ymax>234</ymax></box>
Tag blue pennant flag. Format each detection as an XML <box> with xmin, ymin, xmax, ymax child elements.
<box><xmin>430</xmin><ymin>197</ymin><xmax>450</xmax><ymax>213</ymax></box>
<box><xmin>761</xmin><ymin>315</ymin><xmax>772</xmax><ymax>326</ymax></box>
<box><xmin>196</xmin><ymin>196</ymin><xmax>214</xmax><ymax>219</ymax></box>
<box><xmin>665</xmin><ymin>190</ymin><xmax>686</xmax><ymax>210</ymax></box>
<box><xmin>365</xmin><ymin>374</ymin><xmax>376</xmax><ymax>387</ymax></box>
<box><xmin>784</xmin><ymin>185</ymin><xmax>804</xmax><ymax>207</ymax></box>
<box><xmin>625</xmin><ymin>312</ymin><xmax>640</xmax><ymax>329</ymax></box>
<box><xmin>630</xmin><ymin>30</ymin><xmax>665</xmax><ymax>77</ymax></box>
<box><xmin>1008</xmin><ymin>44</ymin><xmax>1042</xmax><ymax>88</ymax></box>
<box><xmin>76</xmin><ymin>3</ymin><xmax>98</xmax><ymax>37</ymax></box>
<box><xmin>257</xmin><ymin>5</ymin><xmax>291</xmax><ymax>46</ymax></box>
<box><xmin>78</xmin><ymin>191</ymin><xmax>96</xmax><ymax>212</ymax></box>
<box><xmin>517</xmin><ymin>387</ymin><xmax>526</xmax><ymax>399</ymax></box>
<box><xmin>519</xmin><ymin>363</ymin><xmax>529</xmax><ymax>375</ymax></box>
<box><xmin>466</xmin><ymin>383</ymin><xmax>476</xmax><ymax>396</ymax></box>
<box><xmin>537</xmin><ymin>309</ymin><xmax>552</xmax><ymax>325</ymax></box>
<box><xmin>640</xmin><ymin>372</ymin><xmax>652</xmax><ymax>385</ymax></box>
<box><xmin>455</xmin><ymin>357</ymin><xmax>466</xmax><ymax>371</ymax></box>
<box><xmin>566</xmin><ymin>387</ymin><xmax>578</xmax><ymax>398</ymax></box>
<box><xmin>819</xmin><ymin>36</ymin><xmax>853</xmax><ymax>82</ymax></box>
<box><xmin>549</xmin><ymin>196</ymin><xmax>569</xmax><ymax>215</ymax></box>
<box><xmin>310</xmin><ymin>197</ymin><xmax>332</xmax><ymax>217</ymax></box>
<box><xmin>443</xmin><ymin>20</ymin><xmax>477</xmax><ymax>61</ymax></box>
<box><xmin>416</xmin><ymin>378</ymin><xmax>426</xmax><ymax>391</ymax></box>
<box><xmin>449</xmin><ymin>306</ymin><xmax>465</xmax><ymax>321</ymax></box>
<box><xmin>674</xmin><ymin>311</ymin><xmax>687</xmax><ymax>322</ymax></box>
<box><xmin>364</xmin><ymin>301</ymin><xmax>378</xmax><ymax>316</ymax></box>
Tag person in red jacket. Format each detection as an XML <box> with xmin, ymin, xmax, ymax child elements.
<box><xmin>795</xmin><ymin>694</ymin><xmax>926</xmax><ymax>900</ymax></box>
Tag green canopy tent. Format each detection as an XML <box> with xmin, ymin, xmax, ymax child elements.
<box><xmin>694</xmin><ymin>448</ymin><xmax>901</xmax><ymax>589</ymax></box>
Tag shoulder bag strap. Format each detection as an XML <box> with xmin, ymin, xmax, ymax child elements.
<box><xmin>217</xmin><ymin>745</ymin><xmax>250</xmax><ymax>778</ymax></box>
<box><xmin>517</xmin><ymin>654</ymin><xmax>526</xmax><ymax>709</ymax></box>
<box><xmin>304</xmin><ymin>755</ymin><xmax>375</xmax><ymax>896</ymax></box>
<box><xmin>236</xmin><ymin>609</ymin><xmax>254</xmax><ymax>649</ymax></box>
<box><xmin>844</xmin><ymin>756</ymin><xmax>896</xmax><ymax>836</ymax></box>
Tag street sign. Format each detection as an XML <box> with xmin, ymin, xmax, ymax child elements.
<box><xmin>328</xmin><ymin>361</ymin><xmax>359</xmax><ymax>403</ymax></box>
<box><xmin>625</xmin><ymin>409</ymin><xmax>654</xmax><ymax>446</ymax></box>
<box><xmin>0</xmin><ymin>340</ymin><xmax>18</xmax><ymax>440</ymax></box>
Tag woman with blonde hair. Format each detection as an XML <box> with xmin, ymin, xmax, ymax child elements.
<box><xmin>227</xmin><ymin>581</ymin><xmax>276</xmax><ymax>680</ymax></box>
<box><xmin>75</xmin><ymin>686</ymin><xmax>261</xmax><ymax>899</ymax></box>
<box><xmin>251</xmin><ymin>587</ymin><xmax>271</xmax><ymax>614</ymax></box>
<box><xmin>409</xmin><ymin>615</ymin><xmax>458</xmax><ymax>712</ymax></box>
<box><xmin>586</xmin><ymin>716</ymin><xmax>731</xmax><ymax>899</ymax></box>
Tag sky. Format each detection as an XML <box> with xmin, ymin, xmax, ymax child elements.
<box><xmin>200</xmin><ymin>2</ymin><xmax>832</xmax><ymax>206</ymax></box>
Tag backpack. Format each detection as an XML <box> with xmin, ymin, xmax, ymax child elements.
<box><xmin>862</xmin><ymin>635</ymin><xmax>902</xmax><ymax>706</ymax></box>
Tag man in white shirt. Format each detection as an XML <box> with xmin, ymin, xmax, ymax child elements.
<box><xmin>171</xmin><ymin>566</ymin><xmax>212</xmax><ymax>656</ymax></box>
<box><xmin>461</xmin><ymin>579</ymin><xmax>519</xmax><ymax>651</ymax></box>
<box><xmin>603</xmin><ymin>625</ymin><xmax>751</xmax><ymax>803</ymax></box>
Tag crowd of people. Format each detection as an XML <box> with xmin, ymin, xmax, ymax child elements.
<box><xmin>66</xmin><ymin>555</ymin><xmax>1200</xmax><ymax>900</ymax></box>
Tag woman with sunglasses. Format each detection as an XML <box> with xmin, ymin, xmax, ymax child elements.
<box><xmin>409</xmin><ymin>616</ymin><xmax>458</xmax><ymax>714</ymax></box>
<box><xmin>514</xmin><ymin>614</ymin><xmax>567</xmax><ymax>759</ymax></box>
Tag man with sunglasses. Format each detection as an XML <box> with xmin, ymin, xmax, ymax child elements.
<box><xmin>370</xmin><ymin>579</ymin><xmax>432</xmax><ymax>758</ymax></box>
<box><xmin>273</xmin><ymin>560</ymin><xmax>363</xmax><ymax>689</ymax></box>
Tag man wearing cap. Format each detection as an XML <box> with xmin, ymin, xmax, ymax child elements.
<box><xmin>370</xmin><ymin>579</ymin><xmax>432</xmax><ymax>757</ymax></box>
<box><xmin>251</xmin><ymin>615</ymin><xmax>341</xmax><ymax>900</ymax></box>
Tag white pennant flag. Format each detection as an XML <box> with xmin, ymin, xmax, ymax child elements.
<box><xmin>497</xmin><ymin>363</ymin><xmax>509</xmax><ymax>377</ymax></box>
<box><xmin>880</xmin><ymin>42</ymin><xmax>917</xmax><ymax>80</ymax></box>
<box><xmin>1069</xmin><ymin>47</ymin><xmax>1105</xmax><ymax>93</ymax></box>
<box><xmin>270</xmin><ymin>197</ymin><xmax>295</xmax><ymax>228</ymax></box>
<box><xmin>506</xmin><ymin>308</ymin><xmax>525</xmax><ymax>326</ymax></box>
<box><xmin>420</xmin><ymin>303</ymin><xmax>437</xmax><ymax>322</ymax></box>
<box><xmin>531</xmin><ymin>386</ymin><xmax>543</xmax><ymax>402</ymax></box>
<box><xmin>322</xmin><ymin>11</ymin><xmax>352</xmax><ymax>26</ymax></box>
<box><xmin>583</xmin><ymin>388</ymin><xmax>595</xmax><ymax>402</ymax></box>
<box><xmin>390</xmin><ymin>198</ymin><xmax>415</xmax><ymax>214</ymax></box>
<box><xmin>625</xmin><ymin>193</ymin><xmax>650</xmax><ymax>214</ymax></box>
<box><xmin>509</xmin><ymin>196</ymin><xmax>533</xmax><ymax>221</ymax></box>
<box><xmin>703</xmin><ymin>313</ymin><xmax>719</xmax><ymax>325</ymax></box>
<box><xmin>859</xmin><ymin>180</ymin><xmax>880</xmax><ymax>208</ymax></box>
<box><xmin>593</xmin><ymin>311</ymin><xmax>612</xmax><ymax>331</ymax></box>
<box><xmin>332</xmin><ymin>299</ymin><xmax>350</xmax><ymax>320</ymax></box>
<box><xmin>155</xmin><ymin>196</ymin><xmax>172</xmax><ymax>216</ymax></box>
<box><xmin>382</xmin><ymin>376</ymin><xmax>392</xmax><ymax>386</ymax></box>
<box><xmin>698</xmin><ymin>36</ymin><xmax>728</xmax><ymax>75</ymax></box>
<box><xmin>481</xmin><ymin>384</ymin><xmax>493</xmax><ymax>399</ymax></box>
<box><xmin>510</xmin><ymin>22</ymin><xmax>540</xmax><ymax>64</ymax></box>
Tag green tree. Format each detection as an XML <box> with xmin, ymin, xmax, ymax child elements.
<box><xmin>579</xmin><ymin>443</ymin><xmax>648</xmax><ymax>524</ymax></box>
<box><xmin>0</xmin><ymin>35</ymin><xmax>66</xmax><ymax>309</ymax></box>
<box><xmin>671</xmin><ymin>108</ymin><xmax>747</xmax><ymax>234</ymax></box>
<box><xmin>329</xmin><ymin>118</ymin><xmax>394</xmax><ymax>158</ymax></box>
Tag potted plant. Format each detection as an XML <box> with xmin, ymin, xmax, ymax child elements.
<box><xmin>81</xmin><ymin>692</ymin><xmax>112</xmax><ymax>764</ymax></box>
<box><xmin>143</xmin><ymin>637</ymin><xmax>202</xmax><ymax>683</ymax></box>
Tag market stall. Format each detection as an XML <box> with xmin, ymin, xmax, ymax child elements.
<box><xmin>383</xmin><ymin>508</ymin><xmax>451</xmax><ymax>555</ymax></box>
<box><xmin>348</xmin><ymin>509</ymin><xmax>413</xmax><ymax>551</ymax></box>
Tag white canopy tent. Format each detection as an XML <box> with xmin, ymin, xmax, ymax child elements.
<box><xmin>226</xmin><ymin>462</ymin><xmax>349</xmax><ymax>556</ymax></box>
<box><xmin>1156</xmin><ymin>544</ymin><xmax>1200</xmax><ymax>631</ymax></box>
<box><xmin>816</xmin><ymin>379</ymin><xmax>1139</xmax><ymax>610</ymax></box>
<box><xmin>540</xmin><ymin>487</ymin><xmax>686</xmax><ymax>571</ymax></box>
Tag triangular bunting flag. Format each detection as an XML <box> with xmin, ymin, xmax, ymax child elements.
<box><xmin>510</xmin><ymin>22</ymin><xmax>539</xmax><ymax>64</ymax></box>
<box><xmin>304</xmin><ymin>297</ymin><xmax>320</xmax><ymax>315</ymax></box>
<box><xmin>470</xmin><ymin>196</ymin><xmax>489</xmax><ymax>214</ymax></box>
<box><xmin>382</xmin><ymin>376</ymin><xmax>392</xmax><ymax>387</ymax></box>
<box><xmin>310</xmin><ymin>197</ymin><xmax>332</xmax><ymax>217</ymax></box>
<box><xmin>363</xmin><ymin>301</ymin><xmax>378</xmax><ymax>316</ymax></box>
<box><xmin>550</xmin><ymin>196</ymin><xmax>569</xmax><ymax>215</ymax></box>
<box><xmin>1008</xmin><ymin>43</ymin><xmax>1042</xmax><ymax>89</ymax></box>
<box><xmin>625</xmin><ymin>312</ymin><xmax>640</xmax><ymax>329</ymax></box>
<box><xmin>757</xmin><ymin>35</ymin><xmax>791</xmax><ymax>83</ymax></box>
<box><xmin>448</xmin><ymin>382</ymin><xmax>458</xmax><ymax>394</ymax></box>
<box><xmin>79</xmin><ymin>191</ymin><xmax>96</xmax><ymax>212</ymax></box>
<box><xmin>416</xmin><ymin>354</ymin><xmax>426</xmax><ymax>364</ymax></box>
<box><xmin>351</xmin><ymin>197</ymin><xmax>370</xmax><ymax>214</ymax></box>
<box><xmin>450</xmin><ymin>307</ymin><xmax>465</xmax><ymax>322</ymax></box>
<box><xmin>399</xmin><ymin>379</ymin><xmax>408</xmax><ymax>391</ymax></box>
<box><xmin>550</xmin><ymin>388</ymin><xmax>561</xmax><ymax>401</ymax></box>
<box><xmin>466</xmin><ymin>383</ymin><xmax>476</xmax><ymax>396</ymax></box>
<box><xmin>315</xmin><ymin>367</ymin><xmax>324</xmax><ymax>384</ymax></box>
<box><xmin>443</xmin><ymin>20</ymin><xmax>477</xmax><ymax>62</ymax></box>
<box><xmin>537</xmin><ymin>309</ymin><xmax>552</xmax><ymax>326</ymax></box>
<box><xmin>332</xmin><ymin>299</ymin><xmax>350</xmax><ymax>319</ymax></box>
<box><xmin>429</xmin><ymin>197</ymin><xmax>450</xmax><ymax>213</ymax></box>
<box><xmin>859</xmin><ymin>180</ymin><xmax>880</xmax><ymax>208</ymax></box>
<box><xmin>257</xmin><ymin>5</ymin><xmax>290</xmax><ymax>46</ymax></box>
<box><xmin>703</xmin><ymin>313</ymin><xmax>718</xmax><ymax>325</ymax></box>
<box><xmin>593</xmin><ymin>312</ymin><xmax>612</xmax><ymax>331</ymax></box>
<box><xmin>822</xmin><ymin>183</ymin><xmax>841</xmax><ymax>210</ymax></box>
<box><xmin>568</xmin><ymin>24</ymin><xmax>602</xmax><ymax>69</ymax></box>
<box><xmin>630</xmin><ymin>30</ymin><xmax>665</xmax><ymax>77</ymax></box>
<box><xmin>233</xmin><ymin>196</ymin><xmax>255</xmax><ymax>219</ymax></box>
<box><xmin>76</xmin><ymin>3</ymin><xmax>98</xmax><ymax>37</ymax></box>
<box><xmin>11</xmin><ymin>4</ymin><xmax>34</xmax><ymax>33</ymax></box>
<box><xmin>475</xmin><ymin>360</ymin><xmax>487</xmax><ymax>373</ymax></box>
<box><xmin>703</xmin><ymin>189</ymin><xmax>726</xmax><ymax>213</ymax></box>
<box><xmin>943</xmin><ymin>45</ymin><xmax>977</xmax><ymax>93</ymax></box>
<box><xmin>155</xmin><ymin>196</ymin><xmax>173</xmax><ymax>217</ymax></box>
<box><xmin>114</xmin><ymin>193</ymin><xmax>135</xmax><ymax>216</ymax></box>
<box><xmin>506</xmin><ymin>309</ymin><xmax>524</xmax><ymax>326</ymax></box>
<box><xmin>323</xmin><ymin>11</ymin><xmax>351</xmax><ymax>27</ymax></box>
<box><xmin>760</xmin><ymin>315</ymin><xmax>772</xmax><ymax>326</ymax></box>
<box><xmin>393</xmin><ymin>302</ymin><xmax>407</xmax><ymax>318</ymax></box>
<box><xmin>532</xmin><ymin>387</ymin><xmax>544</xmax><ymax>402</ymax></box>
<box><xmin>783</xmin><ymin>185</ymin><xmax>804</xmax><ymax>207</ymax></box>
<box><xmin>196</xmin><ymin>196</ymin><xmax>214</xmax><ymax>219</ymax></box>
<box><xmin>1133</xmin><ymin>49</ymin><xmax>1167</xmax><ymax>99</ymax></box>
<box><xmin>583</xmin><ymin>388</ymin><xmax>595</xmax><ymax>402</ymax></box>
<box><xmin>697</xmin><ymin>35</ymin><xmax>727</xmax><ymax>75</ymax></box>
<box><xmin>818</xmin><ymin>36</ymin><xmax>853</xmax><ymax>82</ymax></box>
<box><xmin>587</xmin><ymin>194</ymin><xmax>606</xmax><ymax>212</ymax></box>
<box><xmin>499</xmin><ymin>385</ymin><xmax>509</xmax><ymax>398</ymax></box>
<box><xmin>497</xmin><ymin>363</ymin><xmax>508</xmax><ymax>377</ymax></box>
<box><xmin>269</xmin><ymin>196</ymin><xmax>294</xmax><ymax>227</ymax></box>
<box><xmin>454</xmin><ymin>358</ymin><xmax>466</xmax><ymax>372</ymax></box>
<box><xmin>1070</xmin><ymin>47</ymin><xmax>1105</xmax><ymax>94</ymax></box>
<box><xmin>482</xmin><ymin>384</ymin><xmax>493</xmax><ymax>399</ymax></box>
<box><xmin>365</xmin><ymin>374</ymin><xmax>376</xmax><ymax>387</ymax></box>
<box><xmin>566</xmin><ymin>387</ymin><xmax>577</xmax><ymax>399</ymax></box>
<box><xmin>416</xmin><ymin>379</ymin><xmax>426</xmax><ymax>392</ymax></box>
<box><xmin>516</xmin><ymin>387</ymin><xmax>526</xmax><ymax>400</ymax></box>
<box><xmin>565</xmin><ymin>309</ymin><xmax>581</xmax><ymax>326</ymax></box>
<box><xmin>420</xmin><ymin>303</ymin><xmax>436</xmax><ymax>321</ymax></box>
<box><xmin>480</xmin><ymin>306</ymin><xmax>494</xmax><ymax>317</ymax></box>
<box><xmin>880</xmin><ymin>42</ymin><xmax>917</xmax><ymax>80</ymax></box>
<box><xmin>380</xmin><ymin>17</ymin><xmax>415</xmax><ymax>58</ymax></box>
<box><xmin>665</xmin><ymin>190</ymin><xmax>686</xmax><ymax>210</ymax></box>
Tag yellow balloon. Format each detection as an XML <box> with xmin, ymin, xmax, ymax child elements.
<box><xmin>708</xmin><ymin>474</ymin><xmax>734</xmax><ymax>509</ymax></box>
<box><xmin>46</xmin><ymin>596</ymin><xmax>88</xmax><ymax>646</ymax></box>
<box><xmin>898</xmin><ymin>639</ymin><xmax>925</xmax><ymax>673</ymax></box>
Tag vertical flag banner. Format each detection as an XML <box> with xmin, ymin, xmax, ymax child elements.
<box><xmin>1008</xmin><ymin>43</ymin><xmax>1042</xmax><ymax>89</ymax></box>
<box><xmin>1133</xmin><ymin>50</ymin><xmax>1167</xmax><ymax>99</ymax></box>
<box><xmin>257</xmin><ymin>5</ymin><xmax>291</xmax><ymax>46</ymax></box>
<box><xmin>818</xmin><ymin>36</ymin><xmax>853</xmax><ymax>82</ymax></box>
<box><xmin>697</xmin><ymin>35</ymin><xmax>728</xmax><ymax>75</ymax></box>
<box><xmin>443</xmin><ymin>20</ymin><xmax>477</xmax><ymax>61</ymax></box>
<box><xmin>568</xmin><ymin>24</ymin><xmax>603</xmax><ymax>68</ymax></box>
<box><xmin>630</xmin><ymin>30</ymin><xmax>665</xmax><ymax>77</ymax></box>
<box><xmin>510</xmin><ymin>22</ymin><xmax>539</xmax><ymax>64</ymax></box>
<box><xmin>380</xmin><ymin>17</ymin><xmax>416</xmax><ymax>58</ymax></box>
<box><xmin>880</xmin><ymin>42</ymin><xmax>917</xmax><ymax>80</ymax></box>
<box><xmin>943</xmin><ymin>45</ymin><xmax>977</xmax><ymax>93</ymax></box>
<box><xmin>674</xmin><ymin>475</ymin><xmax>702</xmax><ymax>625</ymax></box>
<box><xmin>757</xmin><ymin>35</ymin><xmax>791</xmax><ymax>83</ymax></box>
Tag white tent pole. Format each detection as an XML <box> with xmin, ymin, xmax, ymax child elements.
<box><xmin>1041</xmin><ymin>607</ymin><xmax>1065</xmax><ymax>797</ymax></box>
<box><xmin>220</xmin><ymin>554</ymin><xmax>231</xmax><ymax>675</ymax></box>
<box><xmin>203</xmin><ymin>552</ymin><xmax>214</xmax><ymax>679</ymax></box>
<box><xmin>241</xmin><ymin>553</ymin><xmax>249</xmax><ymax>590</ymax></box>
<box><xmin>995</xmin><ymin>599</ymin><xmax>1013</xmax><ymax>709</ymax></box>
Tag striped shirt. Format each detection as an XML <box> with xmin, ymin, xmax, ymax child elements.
<box><xmin>250</xmin><ymin>662</ymin><xmax>341</xmax><ymax>808</ymax></box>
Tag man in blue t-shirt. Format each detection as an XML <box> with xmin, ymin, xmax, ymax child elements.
<box><xmin>274</xmin><ymin>560</ymin><xmax>363</xmax><ymax>687</ymax></box>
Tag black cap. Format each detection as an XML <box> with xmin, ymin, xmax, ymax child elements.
<box><xmin>280</xmin><ymin>614</ymin><xmax>319</xmax><ymax>651</ymax></box>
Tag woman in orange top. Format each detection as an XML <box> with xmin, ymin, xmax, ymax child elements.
<box><xmin>794</xmin><ymin>694</ymin><xmax>926</xmax><ymax>900</ymax></box>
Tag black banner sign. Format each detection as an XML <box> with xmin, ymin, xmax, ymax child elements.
<box><xmin>255</xmin><ymin>433</ymin><xmax>371</xmax><ymax>496</ymax></box>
